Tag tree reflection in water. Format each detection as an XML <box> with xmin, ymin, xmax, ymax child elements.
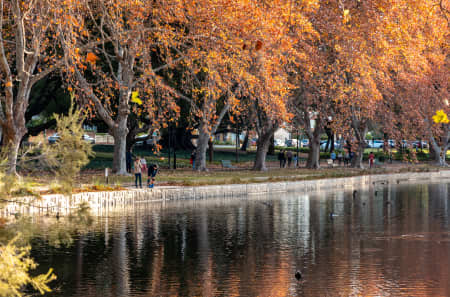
<box><xmin>30</xmin><ymin>182</ymin><xmax>450</xmax><ymax>296</ymax></box>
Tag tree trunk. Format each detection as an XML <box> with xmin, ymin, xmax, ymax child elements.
<box><xmin>208</xmin><ymin>138</ymin><xmax>214</xmax><ymax>162</ymax></box>
<box><xmin>429</xmin><ymin>142</ymin><xmax>437</xmax><ymax>160</ymax></box>
<box><xmin>7</xmin><ymin>139</ymin><xmax>20</xmax><ymax>175</ymax></box>
<box><xmin>306</xmin><ymin>133</ymin><xmax>321</xmax><ymax>169</ymax></box>
<box><xmin>2</xmin><ymin>117</ymin><xmax>27</xmax><ymax>175</ymax></box>
<box><xmin>430</xmin><ymin>136</ymin><xmax>448</xmax><ymax>167</ymax></box>
<box><xmin>352</xmin><ymin>142</ymin><xmax>366</xmax><ymax>168</ymax></box>
<box><xmin>350</xmin><ymin>114</ymin><xmax>368</xmax><ymax>169</ymax></box>
<box><xmin>253</xmin><ymin>123</ymin><xmax>277</xmax><ymax>171</ymax></box>
<box><xmin>194</xmin><ymin>102</ymin><xmax>230</xmax><ymax>171</ymax></box>
<box><xmin>196</xmin><ymin>128</ymin><xmax>210</xmax><ymax>171</ymax></box>
<box><xmin>195</xmin><ymin>120</ymin><xmax>211</xmax><ymax>171</ymax></box>
<box><xmin>304</xmin><ymin>114</ymin><xmax>322</xmax><ymax>169</ymax></box>
<box><xmin>5</xmin><ymin>135</ymin><xmax>22</xmax><ymax>175</ymax></box>
<box><xmin>112</xmin><ymin>119</ymin><xmax>129</xmax><ymax>175</ymax></box>
<box><xmin>435</xmin><ymin>149</ymin><xmax>448</xmax><ymax>166</ymax></box>
<box><xmin>253</xmin><ymin>134</ymin><xmax>272</xmax><ymax>171</ymax></box>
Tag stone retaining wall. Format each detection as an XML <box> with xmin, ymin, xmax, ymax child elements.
<box><xmin>3</xmin><ymin>170</ymin><xmax>450</xmax><ymax>216</ymax></box>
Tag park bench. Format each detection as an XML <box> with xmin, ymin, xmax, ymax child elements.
<box><xmin>221</xmin><ymin>160</ymin><xmax>235</xmax><ymax>169</ymax></box>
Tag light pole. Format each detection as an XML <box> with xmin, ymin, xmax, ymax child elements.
<box><xmin>173</xmin><ymin>126</ymin><xmax>177</xmax><ymax>169</ymax></box>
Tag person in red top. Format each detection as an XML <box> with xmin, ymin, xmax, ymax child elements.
<box><xmin>369</xmin><ymin>152</ymin><xmax>375</xmax><ymax>168</ymax></box>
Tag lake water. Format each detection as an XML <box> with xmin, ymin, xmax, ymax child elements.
<box><xmin>30</xmin><ymin>181</ymin><xmax>450</xmax><ymax>296</ymax></box>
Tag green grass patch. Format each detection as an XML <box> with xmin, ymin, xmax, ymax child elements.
<box><xmin>85</xmin><ymin>144</ymin><xmax>280</xmax><ymax>170</ymax></box>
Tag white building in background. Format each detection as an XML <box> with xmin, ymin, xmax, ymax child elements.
<box><xmin>274</xmin><ymin>127</ymin><xmax>291</xmax><ymax>143</ymax></box>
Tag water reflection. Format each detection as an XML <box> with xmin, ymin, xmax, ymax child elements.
<box><xmin>31</xmin><ymin>182</ymin><xmax>450</xmax><ymax>296</ymax></box>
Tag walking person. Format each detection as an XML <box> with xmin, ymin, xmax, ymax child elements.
<box><xmin>134</xmin><ymin>157</ymin><xmax>143</xmax><ymax>188</ymax></box>
<box><xmin>140</xmin><ymin>156</ymin><xmax>147</xmax><ymax>173</ymax></box>
<box><xmin>147</xmin><ymin>164</ymin><xmax>159</xmax><ymax>188</ymax></box>
<box><xmin>190</xmin><ymin>149</ymin><xmax>196</xmax><ymax>170</ymax></box>
<box><xmin>126</xmin><ymin>148</ymin><xmax>133</xmax><ymax>173</ymax></box>
<box><xmin>337</xmin><ymin>151</ymin><xmax>343</xmax><ymax>165</ymax></box>
<box><xmin>344</xmin><ymin>151</ymin><xmax>350</xmax><ymax>166</ymax></box>
<box><xmin>278</xmin><ymin>150</ymin><xmax>284</xmax><ymax>168</ymax></box>
<box><xmin>330</xmin><ymin>150</ymin><xmax>336</xmax><ymax>165</ymax></box>
<box><xmin>286</xmin><ymin>150</ymin><xmax>293</xmax><ymax>168</ymax></box>
<box><xmin>369</xmin><ymin>152</ymin><xmax>375</xmax><ymax>168</ymax></box>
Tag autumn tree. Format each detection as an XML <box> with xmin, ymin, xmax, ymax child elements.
<box><xmin>0</xmin><ymin>0</ymin><xmax>73</xmax><ymax>174</ymax></box>
<box><xmin>241</xmin><ymin>0</ymin><xmax>321</xmax><ymax>169</ymax></box>
<box><xmin>59</xmin><ymin>0</ymin><xmax>182</xmax><ymax>174</ymax></box>
<box><xmin>175</xmin><ymin>0</ymin><xmax>253</xmax><ymax>171</ymax></box>
<box><xmin>233</xmin><ymin>0</ymin><xmax>319</xmax><ymax>171</ymax></box>
<box><xmin>379</xmin><ymin>0</ymin><xmax>449</xmax><ymax>165</ymax></box>
<box><xmin>299</xmin><ymin>0</ymin><xmax>400</xmax><ymax>168</ymax></box>
<box><xmin>291</xmin><ymin>63</ymin><xmax>333</xmax><ymax>169</ymax></box>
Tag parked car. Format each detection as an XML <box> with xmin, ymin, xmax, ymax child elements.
<box><xmin>49</xmin><ymin>133</ymin><xmax>96</xmax><ymax>144</ymax></box>
<box><xmin>135</xmin><ymin>134</ymin><xmax>156</xmax><ymax>147</ymax></box>
<box><xmin>274</xmin><ymin>139</ymin><xmax>285</xmax><ymax>147</ymax></box>
<box><xmin>285</xmin><ymin>139</ymin><xmax>298</xmax><ymax>147</ymax></box>
<box><xmin>301</xmin><ymin>139</ymin><xmax>309</xmax><ymax>147</ymax></box>
<box><xmin>48</xmin><ymin>133</ymin><xmax>60</xmax><ymax>144</ymax></box>
<box><xmin>412</xmin><ymin>141</ymin><xmax>428</xmax><ymax>149</ymax></box>
<box><xmin>367</xmin><ymin>140</ymin><xmax>384</xmax><ymax>149</ymax></box>
<box><xmin>82</xmin><ymin>134</ymin><xmax>95</xmax><ymax>144</ymax></box>
<box><xmin>334</xmin><ymin>140</ymin><xmax>344</xmax><ymax>149</ymax></box>
<box><xmin>320</xmin><ymin>140</ymin><xmax>341</xmax><ymax>150</ymax></box>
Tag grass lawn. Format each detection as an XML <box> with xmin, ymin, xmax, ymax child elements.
<box><xmin>16</xmin><ymin>144</ymin><xmax>444</xmax><ymax>194</ymax></box>
<box><xmin>17</xmin><ymin>153</ymin><xmax>445</xmax><ymax>195</ymax></box>
<box><xmin>79</xmin><ymin>161</ymin><xmax>442</xmax><ymax>188</ymax></box>
<box><xmin>85</xmin><ymin>144</ymin><xmax>280</xmax><ymax>170</ymax></box>
<box><xmin>86</xmin><ymin>145</ymin><xmax>449</xmax><ymax>170</ymax></box>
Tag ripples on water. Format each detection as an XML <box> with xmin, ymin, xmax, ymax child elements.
<box><xmin>30</xmin><ymin>182</ymin><xmax>450</xmax><ymax>296</ymax></box>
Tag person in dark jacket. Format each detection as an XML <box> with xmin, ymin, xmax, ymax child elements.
<box><xmin>278</xmin><ymin>150</ymin><xmax>286</xmax><ymax>168</ymax></box>
<box><xmin>147</xmin><ymin>164</ymin><xmax>159</xmax><ymax>188</ymax></box>
<box><xmin>286</xmin><ymin>150</ymin><xmax>293</xmax><ymax>168</ymax></box>
<box><xmin>126</xmin><ymin>148</ymin><xmax>134</xmax><ymax>173</ymax></box>
<box><xmin>190</xmin><ymin>149</ymin><xmax>196</xmax><ymax>170</ymax></box>
<box><xmin>278</xmin><ymin>150</ymin><xmax>283</xmax><ymax>168</ymax></box>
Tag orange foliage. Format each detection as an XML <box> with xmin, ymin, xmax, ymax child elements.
<box><xmin>86</xmin><ymin>52</ymin><xmax>98</xmax><ymax>64</ymax></box>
